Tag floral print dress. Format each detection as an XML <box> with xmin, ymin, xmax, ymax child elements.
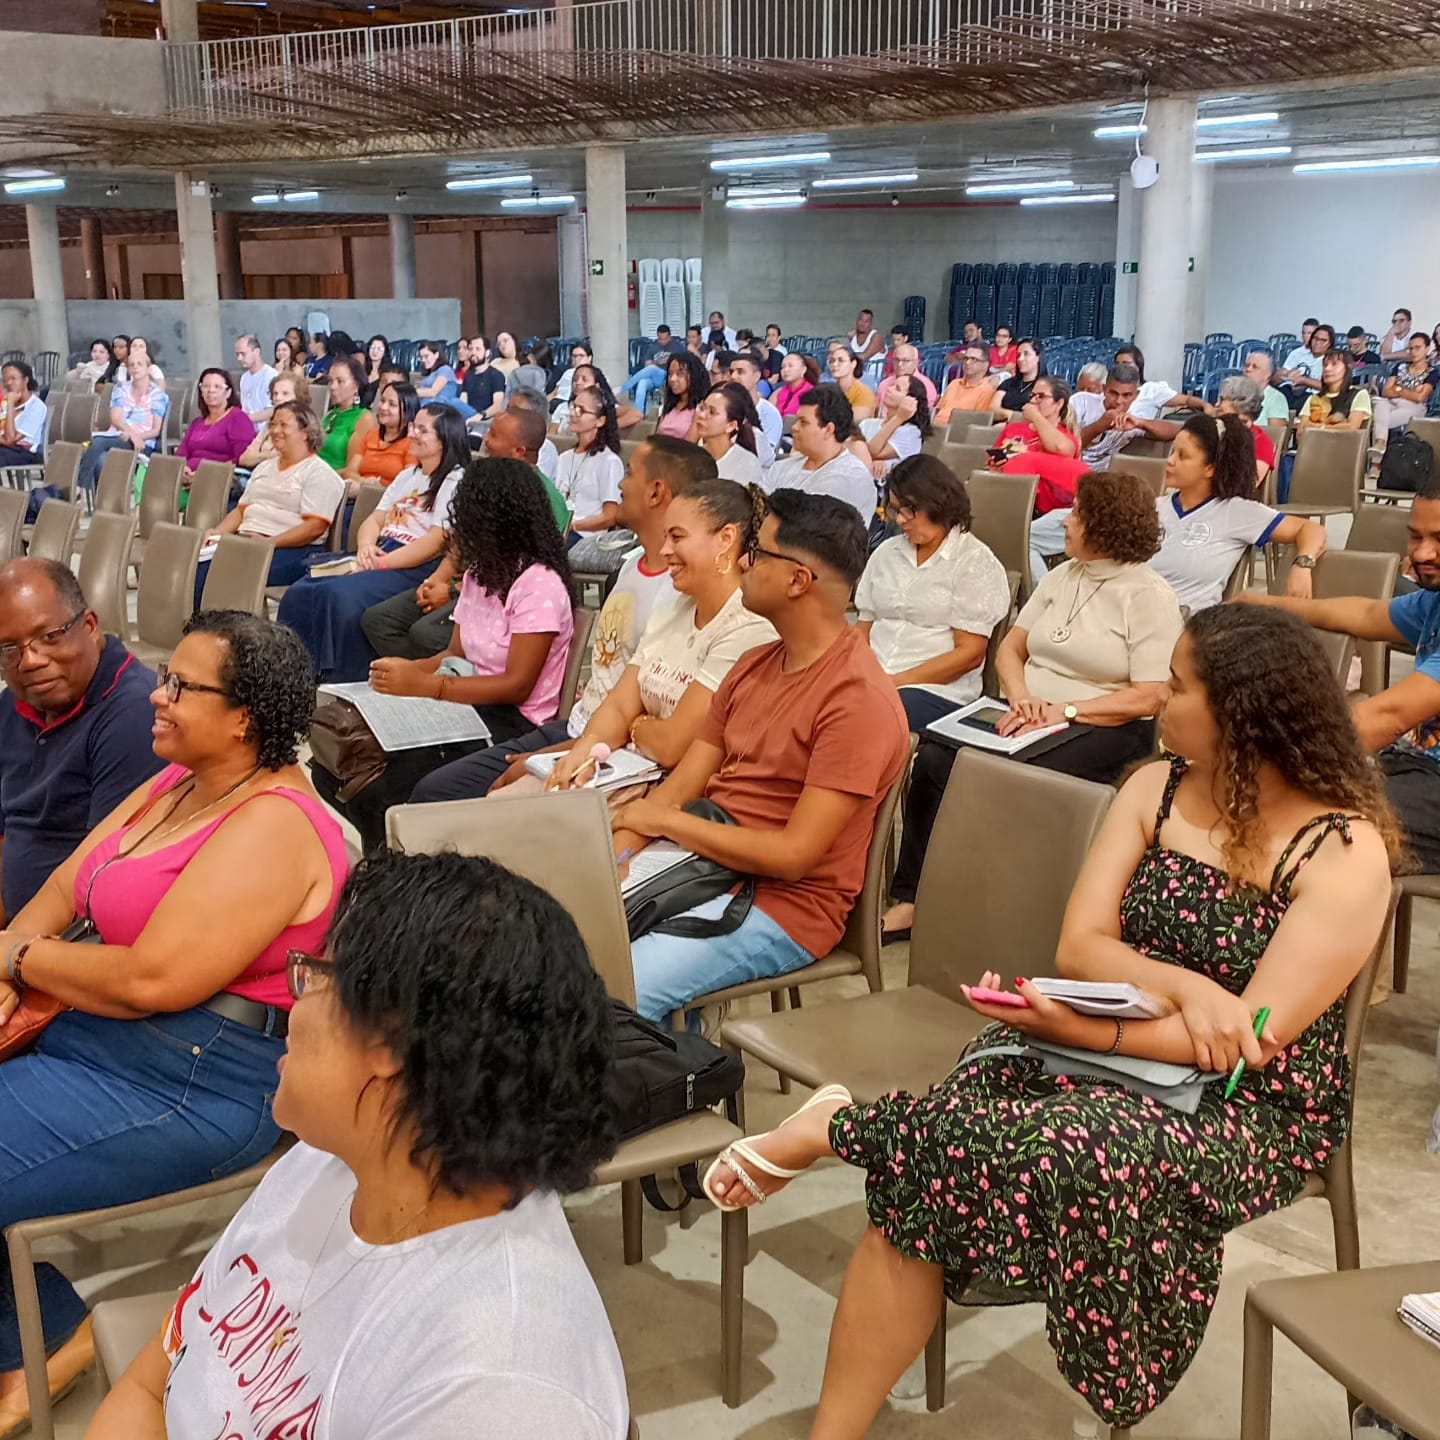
<box><xmin>829</xmin><ymin>759</ymin><xmax>1357</xmax><ymax>1427</ymax></box>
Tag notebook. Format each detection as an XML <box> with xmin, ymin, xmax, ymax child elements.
<box><xmin>524</xmin><ymin>747</ymin><xmax>663</xmax><ymax>792</ymax></box>
<box><xmin>926</xmin><ymin>697</ymin><xmax>1071</xmax><ymax>755</ymax></box>
<box><xmin>308</xmin><ymin>556</ymin><xmax>362</xmax><ymax>578</ymax></box>
<box><xmin>619</xmin><ymin>840</ymin><xmax>695</xmax><ymax>897</ymax></box>
<box><xmin>1027</xmin><ymin>978</ymin><xmax>1172</xmax><ymax>1019</ymax></box>
<box><xmin>1399</xmin><ymin>1291</ymin><xmax>1440</xmax><ymax>1349</ymax></box>
<box><xmin>318</xmin><ymin>682</ymin><xmax>491</xmax><ymax>752</ymax></box>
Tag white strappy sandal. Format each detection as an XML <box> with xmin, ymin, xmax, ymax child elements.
<box><xmin>702</xmin><ymin>1083</ymin><xmax>854</xmax><ymax>1211</ymax></box>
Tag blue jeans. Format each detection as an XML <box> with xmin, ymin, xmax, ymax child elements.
<box><xmin>1029</xmin><ymin>507</ymin><xmax>1070</xmax><ymax>590</ymax></box>
<box><xmin>629</xmin><ymin>894</ymin><xmax>814</xmax><ymax>1024</ymax></box>
<box><xmin>622</xmin><ymin>364</ymin><xmax>666</xmax><ymax>412</ymax></box>
<box><xmin>0</xmin><ymin>1007</ymin><xmax>284</xmax><ymax>1369</ymax></box>
<box><xmin>77</xmin><ymin>434</ymin><xmax>151</xmax><ymax>494</ymax></box>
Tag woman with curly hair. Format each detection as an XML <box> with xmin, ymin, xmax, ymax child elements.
<box><xmin>92</xmin><ymin>848</ymin><xmax>630</xmax><ymax>1438</ymax></box>
<box><xmin>707</xmin><ymin>602</ymin><xmax>1398</xmax><ymax>1436</ymax></box>
<box><xmin>884</xmin><ymin>469</ymin><xmax>1183</xmax><ymax>941</ymax></box>
<box><xmin>656</xmin><ymin>351</ymin><xmax>711</xmax><ymax>440</ymax></box>
<box><xmin>316</xmin><ymin>458</ymin><xmax>575</xmax><ymax>849</ymax></box>
<box><xmin>0</xmin><ymin>611</ymin><xmax>347</xmax><ymax>1430</ymax></box>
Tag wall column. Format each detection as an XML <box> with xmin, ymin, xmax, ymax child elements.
<box><xmin>1185</xmin><ymin>158</ymin><xmax>1214</xmax><ymax>345</ymax></box>
<box><xmin>584</xmin><ymin>143</ymin><xmax>628</xmax><ymax>383</ymax></box>
<box><xmin>215</xmin><ymin>210</ymin><xmax>244</xmax><ymax>300</ymax></box>
<box><xmin>700</xmin><ymin>183</ymin><xmax>729</xmax><ymax>326</ymax></box>
<box><xmin>159</xmin><ymin>0</ymin><xmax>200</xmax><ymax>44</ymax></box>
<box><xmin>79</xmin><ymin>215</ymin><xmax>105</xmax><ymax>301</ymax></box>
<box><xmin>389</xmin><ymin>214</ymin><xmax>417</xmax><ymax>301</ymax></box>
<box><xmin>26</xmin><ymin>204</ymin><xmax>68</xmax><ymax>359</ymax></box>
<box><xmin>175</xmin><ymin>171</ymin><xmax>222</xmax><ymax>371</ymax></box>
<box><xmin>1112</xmin><ymin>176</ymin><xmax>1141</xmax><ymax>342</ymax></box>
<box><xmin>1135</xmin><ymin>96</ymin><xmax>1196</xmax><ymax>389</ymax></box>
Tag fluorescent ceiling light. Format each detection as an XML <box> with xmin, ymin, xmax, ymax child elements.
<box><xmin>966</xmin><ymin>179</ymin><xmax>1073</xmax><ymax>196</ymax></box>
<box><xmin>2</xmin><ymin>168</ymin><xmax>53</xmax><ymax>180</ymax></box>
<box><xmin>252</xmin><ymin>192</ymin><xmax>281</xmax><ymax>204</ymax></box>
<box><xmin>446</xmin><ymin>173</ymin><xmax>533</xmax><ymax>191</ymax></box>
<box><xmin>1293</xmin><ymin>155</ymin><xmax>1440</xmax><ymax>174</ymax></box>
<box><xmin>500</xmin><ymin>193</ymin><xmax>576</xmax><ymax>208</ymax></box>
<box><xmin>1197</xmin><ymin>111</ymin><xmax>1279</xmax><ymax>128</ymax></box>
<box><xmin>3</xmin><ymin>177</ymin><xmax>65</xmax><ymax>195</ymax></box>
<box><xmin>1019</xmin><ymin>192</ymin><xmax>1116</xmax><ymax>206</ymax></box>
<box><xmin>811</xmin><ymin>172</ymin><xmax>918</xmax><ymax>189</ymax></box>
<box><xmin>709</xmin><ymin>151</ymin><xmax>829</xmax><ymax>171</ymax></box>
<box><xmin>1194</xmin><ymin>145</ymin><xmax>1292</xmax><ymax>163</ymax></box>
<box><xmin>284</xmin><ymin>190</ymin><xmax>319</xmax><ymax>201</ymax></box>
<box><xmin>726</xmin><ymin>192</ymin><xmax>807</xmax><ymax>209</ymax></box>
<box><xmin>1094</xmin><ymin>123</ymin><xmax>1145</xmax><ymax>139</ymax></box>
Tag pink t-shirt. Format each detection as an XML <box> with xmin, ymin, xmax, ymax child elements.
<box><xmin>452</xmin><ymin>564</ymin><xmax>575</xmax><ymax>725</ymax></box>
<box><xmin>73</xmin><ymin>765</ymin><xmax>350</xmax><ymax>1009</ymax></box>
<box><xmin>657</xmin><ymin>407</ymin><xmax>695</xmax><ymax>439</ymax></box>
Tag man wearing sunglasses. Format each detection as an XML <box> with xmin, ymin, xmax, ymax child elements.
<box><xmin>0</xmin><ymin>559</ymin><xmax>162</xmax><ymax>923</ymax></box>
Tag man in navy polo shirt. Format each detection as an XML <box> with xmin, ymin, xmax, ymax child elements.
<box><xmin>0</xmin><ymin>558</ymin><xmax>162</xmax><ymax>921</ymax></box>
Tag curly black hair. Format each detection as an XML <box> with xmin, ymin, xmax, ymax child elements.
<box><xmin>450</xmin><ymin>457</ymin><xmax>574</xmax><ymax>604</ymax></box>
<box><xmin>1179</xmin><ymin>413</ymin><xmax>1257</xmax><ymax>501</ymax></box>
<box><xmin>326</xmin><ymin>849</ymin><xmax>619</xmax><ymax>1197</ymax></box>
<box><xmin>1073</xmin><ymin>469</ymin><xmax>1161</xmax><ymax>564</ymax></box>
<box><xmin>181</xmin><ymin>610</ymin><xmax>316</xmax><ymax>769</ymax></box>
<box><xmin>662</xmin><ymin>352</ymin><xmax>712</xmax><ymax>419</ymax></box>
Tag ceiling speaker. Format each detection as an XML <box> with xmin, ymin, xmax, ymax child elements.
<box><xmin>1130</xmin><ymin>154</ymin><xmax>1159</xmax><ymax>189</ymax></box>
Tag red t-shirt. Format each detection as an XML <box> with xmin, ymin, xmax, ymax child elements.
<box><xmin>698</xmin><ymin>628</ymin><xmax>909</xmax><ymax>958</ymax></box>
<box><xmin>999</xmin><ymin>422</ymin><xmax>1088</xmax><ymax>513</ymax></box>
<box><xmin>990</xmin><ymin>344</ymin><xmax>1019</xmax><ymax>370</ymax></box>
<box><xmin>1252</xmin><ymin>424</ymin><xmax>1276</xmax><ymax>471</ymax></box>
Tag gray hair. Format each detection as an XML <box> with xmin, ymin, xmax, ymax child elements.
<box><xmin>1078</xmin><ymin>362</ymin><xmax>1107</xmax><ymax>387</ymax></box>
<box><xmin>507</xmin><ymin>385</ymin><xmax>549</xmax><ymax>414</ymax></box>
<box><xmin>1109</xmin><ymin>362</ymin><xmax>1141</xmax><ymax>387</ymax></box>
<box><xmin>1219</xmin><ymin>375</ymin><xmax>1263</xmax><ymax>419</ymax></box>
<box><xmin>1245</xmin><ymin>349</ymin><xmax>1275</xmax><ymax>379</ymax></box>
<box><xmin>237</xmin><ymin>333</ymin><xmax>260</xmax><ymax>352</ymax></box>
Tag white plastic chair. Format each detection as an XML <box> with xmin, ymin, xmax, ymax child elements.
<box><xmin>661</xmin><ymin>257</ymin><xmax>687</xmax><ymax>337</ymax></box>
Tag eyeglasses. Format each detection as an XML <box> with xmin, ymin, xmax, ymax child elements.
<box><xmin>287</xmin><ymin>949</ymin><xmax>335</xmax><ymax>1001</ymax></box>
<box><xmin>0</xmin><ymin>610</ymin><xmax>85</xmax><ymax>665</ymax></box>
<box><xmin>884</xmin><ymin>501</ymin><xmax>917</xmax><ymax>523</ymax></box>
<box><xmin>745</xmin><ymin>541</ymin><xmax>813</xmax><ymax>573</ymax></box>
<box><xmin>155</xmin><ymin>663</ymin><xmax>232</xmax><ymax>705</ymax></box>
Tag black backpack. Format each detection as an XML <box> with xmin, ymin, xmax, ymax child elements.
<box><xmin>607</xmin><ymin>1000</ymin><xmax>746</xmax><ymax>1210</ymax></box>
<box><xmin>1379</xmin><ymin>431</ymin><xmax>1434</xmax><ymax>493</ymax></box>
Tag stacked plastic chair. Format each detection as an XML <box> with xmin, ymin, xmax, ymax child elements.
<box><xmin>903</xmin><ymin>294</ymin><xmax>926</xmax><ymax>343</ymax></box>
<box><xmin>636</xmin><ymin>258</ymin><xmax>664</xmax><ymax>339</ymax></box>
<box><xmin>685</xmin><ymin>258</ymin><xmax>703</xmax><ymax>331</ymax></box>
<box><xmin>660</xmin><ymin>258</ymin><xmax>687</xmax><ymax>337</ymax></box>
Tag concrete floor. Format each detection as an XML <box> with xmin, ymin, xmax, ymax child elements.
<box><xmin>43</xmin><ymin>903</ymin><xmax>1440</xmax><ymax>1440</ymax></box>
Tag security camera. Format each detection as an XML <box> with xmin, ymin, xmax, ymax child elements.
<box><xmin>890</xmin><ymin>192</ymin><xmax>900</xmax><ymax>207</ymax></box>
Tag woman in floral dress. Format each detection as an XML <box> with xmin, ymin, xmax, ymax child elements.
<box><xmin>707</xmin><ymin>603</ymin><xmax>1400</xmax><ymax>1435</ymax></box>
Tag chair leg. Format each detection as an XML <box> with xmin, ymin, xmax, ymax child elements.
<box><xmin>1392</xmin><ymin>887</ymin><xmax>1413</xmax><ymax>993</ymax></box>
<box><xmin>1239</xmin><ymin>1293</ymin><xmax>1273</xmax><ymax>1440</ymax></box>
<box><xmin>1326</xmin><ymin>1154</ymin><xmax>1361</xmax><ymax>1271</ymax></box>
<box><xmin>788</xmin><ymin>986</ymin><xmax>802</xmax><ymax>1009</ymax></box>
<box><xmin>720</xmin><ymin>1207</ymin><xmax>747</xmax><ymax>1408</ymax></box>
<box><xmin>6</xmin><ymin>1226</ymin><xmax>56</xmax><ymax>1440</ymax></box>
<box><xmin>620</xmin><ymin>1179</ymin><xmax>644</xmax><ymax>1266</ymax></box>
<box><xmin>924</xmin><ymin>1302</ymin><xmax>947</xmax><ymax>1411</ymax></box>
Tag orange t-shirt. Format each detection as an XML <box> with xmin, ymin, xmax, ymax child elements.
<box><xmin>699</xmin><ymin>627</ymin><xmax>909</xmax><ymax>957</ymax></box>
<box><xmin>358</xmin><ymin>428</ymin><xmax>414</xmax><ymax>487</ymax></box>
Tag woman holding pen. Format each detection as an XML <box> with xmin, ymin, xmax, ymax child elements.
<box><xmin>698</xmin><ymin>603</ymin><xmax>1398</xmax><ymax>1436</ymax></box>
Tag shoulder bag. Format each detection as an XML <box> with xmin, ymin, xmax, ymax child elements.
<box><xmin>623</xmin><ymin>798</ymin><xmax>754</xmax><ymax>941</ymax></box>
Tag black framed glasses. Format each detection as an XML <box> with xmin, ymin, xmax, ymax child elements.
<box><xmin>0</xmin><ymin>611</ymin><xmax>86</xmax><ymax>665</ymax></box>
<box><xmin>884</xmin><ymin>500</ymin><xmax>917</xmax><ymax>524</ymax></box>
<box><xmin>154</xmin><ymin>663</ymin><xmax>232</xmax><ymax>705</ymax></box>
<box><xmin>745</xmin><ymin>540</ymin><xmax>813</xmax><ymax>572</ymax></box>
<box><xmin>287</xmin><ymin>949</ymin><xmax>335</xmax><ymax>1001</ymax></box>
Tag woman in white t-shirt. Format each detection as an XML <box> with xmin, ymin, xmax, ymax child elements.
<box><xmin>694</xmin><ymin>381</ymin><xmax>765</xmax><ymax>488</ymax></box>
<box><xmin>554</xmin><ymin>384</ymin><xmax>625</xmax><ymax>541</ymax></box>
<box><xmin>90</xmin><ymin>849</ymin><xmax>631</xmax><ymax>1440</ymax></box>
<box><xmin>861</xmin><ymin>374</ymin><xmax>931</xmax><ymax>480</ymax></box>
<box><xmin>857</xmin><ymin>453</ymin><xmax>1013</xmax><ymax>734</ymax></box>
<box><xmin>1153</xmin><ymin>414</ymin><xmax>1325</xmax><ymax>612</ymax></box>
<box><xmin>547</xmin><ymin>477</ymin><xmax>776</xmax><ymax>788</ymax></box>
<box><xmin>278</xmin><ymin>403</ymin><xmax>470</xmax><ymax>683</ymax></box>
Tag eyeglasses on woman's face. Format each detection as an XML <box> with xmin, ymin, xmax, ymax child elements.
<box><xmin>154</xmin><ymin>663</ymin><xmax>231</xmax><ymax>705</ymax></box>
<box><xmin>287</xmin><ymin>949</ymin><xmax>336</xmax><ymax>1001</ymax></box>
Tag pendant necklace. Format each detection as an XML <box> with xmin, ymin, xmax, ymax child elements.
<box><xmin>1050</xmin><ymin>573</ymin><xmax>1112</xmax><ymax>644</ymax></box>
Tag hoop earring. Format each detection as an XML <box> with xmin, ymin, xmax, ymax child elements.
<box><xmin>715</xmin><ymin>555</ymin><xmax>733</xmax><ymax>576</ymax></box>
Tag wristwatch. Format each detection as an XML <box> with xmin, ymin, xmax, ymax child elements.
<box><xmin>1293</xmin><ymin>553</ymin><xmax>1318</xmax><ymax>570</ymax></box>
<box><xmin>1063</xmin><ymin>704</ymin><xmax>1079</xmax><ymax>722</ymax></box>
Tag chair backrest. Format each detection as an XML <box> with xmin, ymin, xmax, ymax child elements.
<box><xmin>1341</xmin><ymin>881</ymin><xmax>1400</xmax><ymax>1115</ymax></box>
<box><xmin>27</xmin><ymin>499</ymin><xmax>81</xmax><ymax>563</ymax></box>
<box><xmin>910</xmin><ymin>749</ymin><xmax>1114</xmax><ymax>1000</ymax></box>
<box><xmin>560</xmin><ymin>606</ymin><xmax>597</xmax><ymax>720</ymax></box>
<box><xmin>1302</xmin><ymin>547</ymin><xmax>1400</xmax><ymax>685</ymax></box>
<box><xmin>135</xmin><ymin>522</ymin><xmax>203</xmax><ymax>651</ymax></box>
<box><xmin>42</xmin><ymin>440</ymin><xmax>83</xmax><ymax>500</ymax></box>
<box><xmin>945</xmin><ymin>410</ymin><xmax>995</xmax><ymax>442</ymax></box>
<box><xmin>386</xmin><ymin>790</ymin><xmax>637</xmax><ymax>1007</ymax></box>
<box><xmin>965</xmin><ymin>422</ymin><xmax>1004</xmax><ymax>446</ymax></box>
<box><xmin>1290</xmin><ymin>427</ymin><xmax>1365</xmax><ymax>514</ymax></box>
<box><xmin>44</xmin><ymin>391</ymin><xmax>69</xmax><ymax>450</ymax></box>
<box><xmin>184</xmin><ymin>461</ymin><xmax>234</xmax><ymax>533</ymax></box>
<box><xmin>1347</xmin><ymin>503</ymin><xmax>1410</xmax><ymax>558</ymax></box>
<box><xmin>0</xmin><ymin>487</ymin><xmax>25</xmax><ymax>563</ymax></box>
<box><xmin>981</xmin><ymin>569</ymin><xmax>1023</xmax><ymax>696</ymax></box>
<box><xmin>965</xmin><ymin>470</ymin><xmax>1038</xmax><ymax>595</ymax></box>
<box><xmin>137</xmin><ymin>454</ymin><xmax>184</xmax><ymax>539</ymax></box>
<box><xmin>619</xmin><ymin>438</ymin><xmax>641</xmax><ymax>465</ymax></box>
<box><xmin>937</xmin><ymin>442</ymin><xmax>991</xmax><ymax>480</ymax></box>
<box><xmin>346</xmin><ymin>483</ymin><xmax>386</xmax><ymax>550</ymax></box>
<box><xmin>1407</xmin><ymin>416</ymin><xmax>1440</xmax><ymax>458</ymax></box>
<box><xmin>95</xmin><ymin>447</ymin><xmax>138</xmax><ymax>515</ymax></box>
<box><xmin>77</xmin><ymin>510</ymin><xmax>138</xmax><ymax>639</ymax></box>
<box><xmin>60</xmin><ymin>393</ymin><xmax>100</xmax><ymax>445</ymax></box>
<box><xmin>200</xmin><ymin>535</ymin><xmax>276</xmax><ymax>615</ymax></box>
<box><xmin>1222</xmin><ymin>547</ymin><xmax>1254</xmax><ymax>602</ymax></box>
<box><xmin>324</xmin><ymin>489</ymin><xmax>349</xmax><ymax>552</ymax></box>
<box><xmin>1111</xmin><ymin>453</ymin><xmax>1169</xmax><ymax>497</ymax></box>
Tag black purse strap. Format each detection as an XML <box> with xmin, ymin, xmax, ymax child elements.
<box><xmin>651</xmin><ymin>880</ymin><xmax>755</xmax><ymax>939</ymax></box>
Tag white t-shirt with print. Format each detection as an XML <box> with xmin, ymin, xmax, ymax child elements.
<box><xmin>1152</xmin><ymin>493</ymin><xmax>1283</xmax><ymax>611</ymax></box>
<box><xmin>161</xmin><ymin>1145</ymin><xmax>629</xmax><ymax>1440</ymax></box>
<box><xmin>765</xmin><ymin>450</ymin><xmax>878</xmax><ymax>525</ymax></box>
<box><xmin>373</xmin><ymin>463</ymin><xmax>461</xmax><ymax>545</ymax></box>
<box><xmin>567</xmin><ymin>552</ymin><xmax>675</xmax><ymax>736</ymax></box>
<box><xmin>554</xmin><ymin>447</ymin><xmax>625</xmax><ymax>524</ymax></box>
<box><xmin>631</xmin><ymin>587</ymin><xmax>776</xmax><ymax>719</ymax></box>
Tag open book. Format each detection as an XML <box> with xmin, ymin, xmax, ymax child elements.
<box><xmin>1028</xmin><ymin>978</ymin><xmax>1172</xmax><ymax>1019</ymax></box>
<box><xmin>524</xmin><ymin>747</ymin><xmax>663</xmax><ymax>792</ymax></box>
<box><xmin>318</xmin><ymin>682</ymin><xmax>491</xmax><ymax>753</ymax></box>
<box><xmin>619</xmin><ymin>840</ymin><xmax>695</xmax><ymax>897</ymax></box>
<box><xmin>926</xmin><ymin>697</ymin><xmax>1070</xmax><ymax>755</ymax></box>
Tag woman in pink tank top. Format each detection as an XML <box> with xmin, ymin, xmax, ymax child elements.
<box><xmin>0</xmin><ymin>611</ymin><xmax>348</xmax><ymax>1429</ymax></box>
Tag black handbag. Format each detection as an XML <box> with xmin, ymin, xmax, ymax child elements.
<box><xmin>623</xmin><ymin>798</ymin><xmax>755</xmax><ymax>941</ymax></box>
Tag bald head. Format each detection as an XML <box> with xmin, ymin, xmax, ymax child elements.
<box><xmin>487</xmin><ymin>406</ymin><xmax>544</xmax><ymax>465</ymax></box>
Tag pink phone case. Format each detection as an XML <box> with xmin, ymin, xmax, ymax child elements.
<box><xmin>969</xmin><ymin>986</ymin><xmax>1030</xmax><ymax>1008</ymax></box>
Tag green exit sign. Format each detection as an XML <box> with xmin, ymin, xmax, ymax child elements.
<box><xmin>1122</xmin><ymin>260</ymin><xmax>1139</xmax><ymax>274</ymax></box>
<box><xmin>590</xmin><ymin>259</ymin><xmax>605</xmax><ymax>276</ymax></box>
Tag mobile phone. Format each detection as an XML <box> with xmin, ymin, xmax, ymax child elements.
<box><xmin>987</xmin><ymin>447</ymin><xmax>1008</xmax><ymax>463</ymax></box>
<box><xmin>969</xmin><ymin>986</ymin><xmax>1030</xmax><ymax>1009</ymax></box>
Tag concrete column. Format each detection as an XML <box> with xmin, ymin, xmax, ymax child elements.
<box><xmin>1185</xmin><ymin>158</ymin><xmax>1214</xmax><ymax>345</ymax></box>
<box><xmin>584</xmin><ymin>143</ymin><xmax>629</xmax><ymax>383</ymax></box>
<box><xmin>389</xmin><ymin>214</ymin><xmax>417</xmax><ymax>301</ymax></box>
<box><xmin>215</xmin><ymin>210</ymin><xmax>244</xmax><ymax>300</ymax></box>
<box><xmin>175</xmin><ymin>171</ymin><xmax>221</xmax><ymax>372</ymax></box>
<box><xmin>1135</xmin><ymin>96</ymin><xmax>1196</xmax><ymax>389</ymax></box>
<box><xmin>80</xmin><ymin>215</ymin><xmax>105</xmax><ymax>300</ymax></box>
<box><xmin>159</xmin><ymin>0</ymin><xmax>200</xmax><ymax>44</ymax></box>
<box><xmin>700</xmin><ymin>183</ymin><xmax>729</xmax><ymax>328</ymax></box>
<box><xmin>1112</xmin><ymin>176</ymin><xmax>1142</xmax><ymax>342</ymax></box>
<box><xmin>25</xmin><ymin>205</ymin><xmax>68</xmax><ymax>360</ymax></box>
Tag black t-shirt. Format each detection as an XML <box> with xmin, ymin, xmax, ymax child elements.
<box><xmin>1348</xmin><ymin>348</ymin><xmax>1383</xmax><ymax>367</ymax></box>
<box><xmin>999</xmin><ymin>374</ymin><xmax>1039</xmax><ymax>411</ymax></box>
<box><xmin>463</xmin><ymin>366</ymin><xmax>507</xmax><ymax>413</ymax></box>
<box><xmin>647</xmin><ymin>339</ymin><xmax>685</xmax><ymax>368</ymax></box>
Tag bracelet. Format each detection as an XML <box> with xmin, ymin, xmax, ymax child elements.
<box><xmin>5</xmin><ymin>937</ymin><xmax>34</xmax><ymax>989</ymax></box>
<box><xmin>1107</xmin><ymin>1018</ymin><xmax>1125</xmax><ymax>1056</ymax></box>
<box><xmin>436</xmin><ymin>674</ymin><xmax>449</xmax><ymax>703</ymax></box>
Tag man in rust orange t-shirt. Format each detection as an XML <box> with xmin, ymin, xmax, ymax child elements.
<box><xmin>614</xmin><ymin>489</ymin><xmax>910</xmax><ymax>1024</ymax></box>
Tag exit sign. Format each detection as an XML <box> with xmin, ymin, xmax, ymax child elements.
<box><xmin>590</xmin><ymin>259</ymin><xmax>605</xmax><ymax>276</ymax></box>
<box><xmin>1122</xmin><ymin>260</ymin><xmax>1139</xmax><ymax>274</ymax></box>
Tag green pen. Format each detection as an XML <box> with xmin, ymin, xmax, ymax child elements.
<box><xmin>1223</xmin><ymin>1006</ymin><xmax>1272</xmax><ymax>1100</ymax></box>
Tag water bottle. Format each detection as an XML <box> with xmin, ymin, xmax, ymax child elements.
<box><xmin>1072</xmin><ymin>1417</ymin><xmax>1099</xmax><ymax>1439</ymax></box>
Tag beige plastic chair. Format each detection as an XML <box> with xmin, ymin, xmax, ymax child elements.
<box><xmin>0</xmin><ymin>487</ymin><xmax>26</xmax><ymax>563</ymax></box>
<box><xmin>1240</xmin><ymin>1260</ymin><xmax>1440</xmax><ymax>1440</ymax></box>
<box><xmin>1280</xmin><ymin>427</ymin><xmax>1365</xmax><ymax>519</ymax></box>
<box><xmin>965</xmin><ymin>469</ymin><xmax>1038</xmax><ymax>597</ymax></box>
<box><xmin>965</xmin><ymin>422</ymin><xmax>1004</xmax><ymax>446</ymax></box>
<box><xmin>980</xmin><ymin>570</ymin><xmax>1023</xmax><ymax>697</ymax></box>
<box><xmin>386</xmin><ymin>790</ymin><xmax>748</xmax><ymax>1406</ymax></box>
<box><xmin>553</xmin><ymin>431</ymin><xmax>580</xmax><ymax>455</ymax></box>
<box><xmin>346</xmin><ymin>481</ymin><xmax>386</xmax><ymax>550</ymax></box>
<box><xmin>1391</xmin><ymin>871</ymin><xmax>1440</xmax><ymax>993</ymax></box>
<box><xmin>1347</xmin><ymin>502</ymin><xmax>1410</xmax><ymax>559</ymax></box>
<box><xmin>39</xmin><ymin>441</ymin><xmax>82</xmax><ymax>502</ymax></box>
<box><xmin>93</xmin><ymin>1290</ymin><xmax>175</xmax><ymax>1393</ymax></box>
<box><xmin>93</xmin><ymin>447</ymin><xmax>138</xmax><ymax>516</ymax></box>
<box><xmin>130</xmin><ymin>521</ymin><xmax>203</xmax><ymax>667</ymax></box>
<box><xmin>76</xmin><ymin>510</ymin><xmax>138</xmax><ymax>640</ymax></box>
<box><xmin>944</xmin><ymin>410</ymin><xmax>996</xmax><ymax>444</ymax></box>
<box><xmin>559</xmin><ymin>606</ymin><xmax>598</xmax><ymax>720</ymax></box>
<box><xmin>1299</xmin><ymin>549</ymin><xmax>1400</xmax><ymax>687</ymax></box>
<box><xmin>183</xmin><ymin>461</ymin><xmax>234</xmax><ymax>535</ymax></box>
<box><xmin>130</xmin><ymin>453</ymin><xmax>185</xmax><ymax>571</ymax></box>
<box><xmin>937</xmin><ymin>441</ymin><xmax>992</xmax><ymax>480</ymax></box>
<box><xmin>1111</xmin><ymin>453</ymin><xmax>1169</xmax><ymax>497</ymax></box>
<box><xmin>1406</xmin><ymin>415</ymin><xmax>1440</xmax><ymax>458</ymax></box>
<box><xmin>26</xmin><ymin>498</ymin><xmax>81</xmax><ymax>563</ymax></box>
<box><xmin>200</xmin><ymin>535</ymin><xmax>276</xmax><ymax>616</ymax></box>
<box><xmin>625</xmin><ymin>417</ymin><xmax>656</xmax><ymax>441</ymax></box>
<box><xmin>59</xmin><ymin>394</ymin><xmax>99</xmax><ymax>446</ymax></box>
<box><xmin>619</xmin><ymin>438</ymin><xmax>642</xmax><ymax>466</ymax></box>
